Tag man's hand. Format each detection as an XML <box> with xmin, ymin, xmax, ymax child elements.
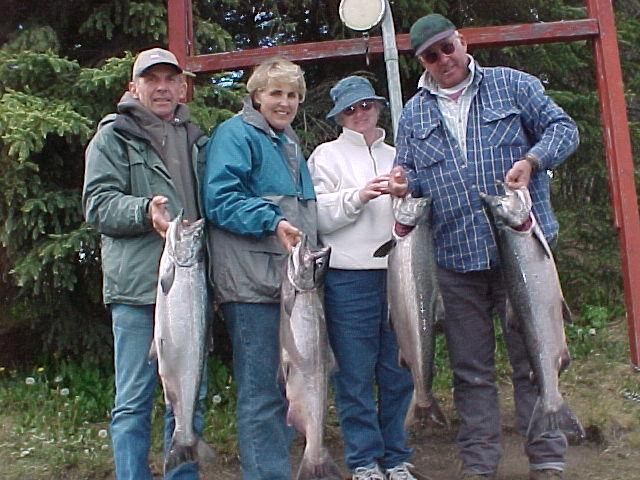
<box><xmin>359</xmin><ymin>174</ymin><xmax>391</xmax><ymax>203</ymax></box>
<box><xmin>276</xmin><ymin>219</ymin><xmax>301</xmax><ymax>253</ymax></box>
<box><xmin>505</xmin><ymin>159</ymin><xmax>533</xmax><ymax>189</ymax></box>
<box><xmin>148</xmin><ymin>196</ymin><xmax>170</xmax><ymax>238</ymax></box>
<box><xmin>388</xmin><ymin>166</ymin><xmax>409</xmax><ymax>197</ymax></box>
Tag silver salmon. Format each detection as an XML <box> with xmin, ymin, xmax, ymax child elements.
<box><xmin>279</xmin><ymin>234</ymin><xmax>341</xmax><ymax>480</ymax></box>
<box><xmin>151</xmin><ymin>212</ymin><xmax>216</xmax><ymax>472</ymax></box>
<box><xmin>480</xmin><ymin>184</ymin><xmax>585</xmax><ymax>442</ymax></box>
<box><xmin>375</xmin><ymin>195</ymin><xmax>447</xmax><ymax>430</ymax></box>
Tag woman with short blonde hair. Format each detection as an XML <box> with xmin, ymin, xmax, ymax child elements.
<box><xmin>203</xmin><ymin>57</ymin><xmax>318</xmax><ymax>480</ymax></box>
<box><xmin>246</xmin><ymin>57</ymin><xmax>307</xmax><ymax>102</ymax></box>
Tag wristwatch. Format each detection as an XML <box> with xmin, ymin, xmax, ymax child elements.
<box><xmin>523</xmin><ymin>153</ymin><xmax>541</xmax><ymax>171</ymax></box>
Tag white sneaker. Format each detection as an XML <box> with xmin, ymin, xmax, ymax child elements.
<box><xmin>386</xmin><ymin>462</ymin><xmax>417</xmax><ymax>480</ymax></box>
<box><xmin>353</xmin><ymin>463</ymin><xmax>387</xmax><ymax>480</ymax></box>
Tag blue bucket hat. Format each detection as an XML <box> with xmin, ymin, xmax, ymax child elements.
<box><xmin>326</xmin><ymin>76</ymin><xmax>387</xmax><ymax>121</ymax></box>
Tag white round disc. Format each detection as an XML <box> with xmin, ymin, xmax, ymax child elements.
<box><xmin>339</xmin><ymin>0</ymin><xmax>386</xmax><ymax>31</ymax></box>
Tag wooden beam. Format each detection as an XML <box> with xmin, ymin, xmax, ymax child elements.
<box><xmin>185</xmin><ymin>19</ymin><xmax>598</xmax><ymax>74</ymax></box>
<box><xmin>586</xmin><ymin>0</ymin><xmax>640</xmax><ymax>367</ymax></box>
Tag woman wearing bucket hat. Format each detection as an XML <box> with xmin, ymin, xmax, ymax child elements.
<box><xmin>308</xmin><ymin>76</ymin><xmax>417</xmax><ymax>480</ymax></box>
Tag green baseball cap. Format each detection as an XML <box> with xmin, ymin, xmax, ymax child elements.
<box><xmin>410</xmin><ymin>14</ymin><xmax>456</xmax><ymax>57</ymax></box>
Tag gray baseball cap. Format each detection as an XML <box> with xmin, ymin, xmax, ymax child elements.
<box><xmin>132</xmin><ymin>48</ymin><xmax>183</xmax><ymax>78</ymax></box>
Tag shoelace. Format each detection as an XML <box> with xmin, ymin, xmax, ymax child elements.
<box><xmin>353</xmin><ymin>465</ymin><xmax>387</xmax><ymax>480</ymax></box>
<box><xmin>386</xmin><ymin>462</ymin><xmax>416</xmax><ymax>480</ymax></box>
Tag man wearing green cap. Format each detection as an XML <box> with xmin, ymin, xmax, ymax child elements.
<box><xmin>83</xmin><ymin>47</ymin><xmax>210</xmax><ymax>479</ymax></box>
<box><xmin>389</xmin><ymin>13</ymin><xmax>580</xmax><ymax>480</ymax></box>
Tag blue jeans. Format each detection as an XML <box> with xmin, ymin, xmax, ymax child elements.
<box><xmin>110</xmin><ymin>303</ymin><xmax>207</xmax><ymax>480</ymax></box>
<box><xmin>324</xmin><ymin>269</ymin><xmax>414</xmax><ymax>471</ymax></box>
<box><xmin>222</xmin><ymin>302</ymin><xmax>293</xmax><ymax>480</ymax></box>
<box><xmin>437</xmin><ymin>268</ymin><xmax>567</xmax><ymax>476</ymax></box>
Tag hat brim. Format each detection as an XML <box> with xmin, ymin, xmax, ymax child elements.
<box><xmin>135</xmin><ymin>62</ymin><xmax>184</xmax><ymax>78</ymax></box>
<box><xmin>414</xmin><ymin>29</ymin><xmax>456</xmax><ymax>57</ymax></box>
<box><xmin>326</xmin><ymin>94</ymin><xmax>388</xmax><ymax>120</ymax></box>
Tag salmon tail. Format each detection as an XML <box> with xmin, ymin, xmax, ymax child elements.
<box><xmin>164</xmin><ymin>443</ymin><xmax>196</xmax><ymax>474</ymax></box>
<box><xmin>164</xmin><ymin>437</ymin><xmax>216</xmax><ymax>473</ymax></box>
<box><xmin>526</xmin><ymin>397</ymin><xmax>586</xmax><ymax>443</ymax></box>
<box><xmin>425</xmin><ymin>395</ymin><xmax>449</xmax><ymax>428</ymax></box>
<box><xmin>404</xmin><ymin>392</ymin><xmax>448</xmax><ymax>429</ymax></box>
<box><xmin>296</xmin><ymin>445</ymin><xmax>342</xmax><ymax>480</ymax></box>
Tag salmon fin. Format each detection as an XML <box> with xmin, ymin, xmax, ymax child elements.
<box><xmin>532</xmin><ymin>222</ymin><xmax>554</xmax><ymax>259</ymax></box>
<box><xmin>297</xmin><ymin>445</ymin><xmax>342</xmax><ymax>480</ymax></box>
<box><xmin>286</xmin><ymin>405</ymin><xmax>305</xmax><ymax>433</ymax></box>
<box><xmin>403</xmin><ymin>393</ymin><xmax>417</xmax><ymax>430</ymax></box>
<box><xmin>562</xmin><ymin>299</ymin><xmax>573</xmax><ymax>324</ymax></box>
<box><xmin>434</xmin><ymin>292</ymin><xmax>445</xmax><ymax>326</ymax></box>
<box><xmin>148</xmin><ymin>340</ymin><xmax>157</xmax><ymax>362</ymax></box>
<box><xmin>160</xmin><ymin>263</ymin><xmax>176</xmax><ymax>294</ymax></box>
<box><xmin>327</xmin><ymin>345</ymin><xmax>338</xmax><ymax>374</ymax></box>
<box><xmin>559</xmin><ymin>348</ymin><xmax>571</xmax><ymax>374</ymax></box>
<box><xmin>398</xmin><ymin>350</ymin><xmax>410</xmax><ymax>370</ymax></box>
<box><xmin>373</xmin><ymin>238</ymin><xmax>396</xmax><ymax>257</ymax></box>
<box><xmin>526</xmin><ymin>397</ymin><xmax>585</xmax><ymax>443</ymax></box>
<box><xmin>505</xmin><ymin>298</ymin><xmax>521</xmax><ymax>333</ymax></box>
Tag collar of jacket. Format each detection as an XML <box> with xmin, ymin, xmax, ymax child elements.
<box><xmin>240</xmin><ymin>96</ymin><xmax>301</xmax><ymax>146</ymax></box>
<box><xmin>340</xmin><ymin>127</ymin><xmax>387</xmax><ymax>148</ymax></box>
<box><xmin>110</xmin><ymin>93</ymin><xmax>205</xmax><ymax>149</ymax></box>
<box><xmin>418</xmin><ymin>55</ymin><xmax>484</xmax><ymax>98</ymax></box>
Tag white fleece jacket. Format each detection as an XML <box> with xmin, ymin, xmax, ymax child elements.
<box><xmin>308</xmin><ymin>127</ymin><xmax>395</xmax><ymax>269</ymax></box>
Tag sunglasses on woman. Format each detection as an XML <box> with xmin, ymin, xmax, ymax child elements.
<box><xmin>342</xmin><ymin>101</ymin><xmax>375</xmax><ymax>116</ymax></box>
<box><xmin>421</xmin><ymin>41</ymin><xmax>456</xmax><ymax>64</ymax></box>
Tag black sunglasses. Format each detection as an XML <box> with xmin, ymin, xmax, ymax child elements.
<box><xmin>342</xmin><ymin>101</ymin><xmax>375</xmax><ymax>116</ymax></box>
<box><xmin>421</xmin><ymin>41</ymin><xmax>456</xmax><ymax>64</ymax></box>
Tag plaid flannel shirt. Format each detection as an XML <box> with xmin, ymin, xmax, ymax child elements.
<box><xmin>395</xmin><ymin>63</ymin><xmax>579</xmax><ymax>272</ymax></box>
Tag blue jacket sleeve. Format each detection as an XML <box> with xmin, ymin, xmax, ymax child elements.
<box><xmin>202</xmin><ymin>120</ymin><xmax>283</xmax><ymax>237</ymax></box>
<box><xmin>394</xmin><ymin>104</ymin><xmax>424</xmax><ymax>197</ymax></box>
<box><xmin>515</xmin><ymin>71</ymin><xmax>579</xmax><ymax>169</ymax></box>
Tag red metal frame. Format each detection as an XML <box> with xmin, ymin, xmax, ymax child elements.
<box><xmin>168</xmin><ymin>0</ymin><xmax>640</xmax><ymax>367</ymax></box>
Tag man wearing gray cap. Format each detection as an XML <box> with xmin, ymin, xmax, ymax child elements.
<box><xmin>82</xmin><ymin>47</ymin><xmax>209</xmax><ymax>479</ymax></box>
<box><xmin>389</xmin><ymin>13</ymin><xmax>579</xmax><ymax>480</ymax></box>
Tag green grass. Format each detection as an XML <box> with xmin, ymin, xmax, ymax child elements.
<box><xmin>0</xmin><ymin>355</ymin><xmax>237</xmax><ymax>479</ymax></box>
<box><xmin>1</xmin><ymin>302</ymin><xmax>638</xmax><ymax>478</ymax></box>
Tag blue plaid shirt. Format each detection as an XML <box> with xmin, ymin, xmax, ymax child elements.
<box><xmin>395</xmin><ymin>63</ymin><xmax>579</xmax><ymax>272</ymax></box>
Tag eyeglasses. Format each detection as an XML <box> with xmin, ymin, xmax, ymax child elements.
<box><xmin>342</xmin><ymin>101</ymin><xmax>375</xmax><ymax>116</ymax></box>
<box><xmin>421</xmin><ymin>41</ymin><xmax>456</xmax><ymax>64</ymax></box>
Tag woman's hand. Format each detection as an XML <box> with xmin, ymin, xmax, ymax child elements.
<box><xmin>359</xmin><ymin>174</ymin><xmax>391</xmax><ymax>203</ymax></box>
<box><xmin>388</xmin><ymin>166</ymin><xmax>408</xmax><ymax>197</ymax></box>
<box><xmin>276</xmin><ymin>219</ymin><xmax>301</xmax><ymax>252</ymax></box>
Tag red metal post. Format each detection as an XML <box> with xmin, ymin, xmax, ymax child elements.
<box><xmin>585</xmin><ymin>0</ymin><xmax>640</xmax><ymax>367</ymax></box>
<box><xmin>167</xmin><ymin>0</ymin><xmax>194</xmax><ymax>100</ymax></box>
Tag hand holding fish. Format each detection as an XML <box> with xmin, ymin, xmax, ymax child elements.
<box><xmin>505</xmin><ymin>157</ymin><xmax>534</xmax><ymax>189</ymax></box>
<box><xmin>388</xmin><ymin>165</ymin><xmax>409</xmax><ymax>197</ymax></box>
<box><xmin>359</xmin><ymin>174</ymin><xmax>391</xmax><ymax>203</ymax></box>
<box><xmin>149</xmin><ymin>195</ymin><xmax>171</xmax><ymax>238</ymax></box>
<box><xmin>276</xmin><ymin>219</ymin><xmax>301</xmax><ymax>252</ymax></box>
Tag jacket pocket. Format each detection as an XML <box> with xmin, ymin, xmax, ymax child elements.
<box><xmin>482</xmin><ymin>107</ymin><xmax>527</xmax><ymax>146</ymax></box>
<box><xmin>410</xmin><ymin>123</ymin><xmax>446</xmax><ymax>170</ymax></box>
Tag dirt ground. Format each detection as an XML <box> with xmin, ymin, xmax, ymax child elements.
<box><xmin>198</xmin><ymin>417</ymin><xmax>640</xmax><ymax>480</ymax></box>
